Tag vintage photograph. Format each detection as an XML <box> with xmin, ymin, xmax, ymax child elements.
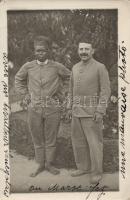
<box><xmin>8</xmin><ymin>9</ymin><xmax>119</xmax><ymax>193</ymax></box>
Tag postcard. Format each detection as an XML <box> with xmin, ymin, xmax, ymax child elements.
<box><xmin>0</xmin><ymin>0</ymin><xmax>130</xmax><ymax>199</ymax></box>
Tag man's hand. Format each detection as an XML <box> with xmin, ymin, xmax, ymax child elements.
<box><xmin>22</xmin><ymin>94</ymin><xmax>31</xmax><ymax>106</ymax></box>
<box><xmin>93</xmin><ymin>112</ymin><xmax>103</xmax><ymax>123</ymax></box>
<box><xmin>65</xmin><ymin>109</ymin><xmax>72</xmax><ymax>122</ymax></box>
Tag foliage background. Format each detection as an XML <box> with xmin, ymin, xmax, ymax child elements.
<box><xmin>8</xmin><ymin>10</ymin><xmax>118</xmax><ymax>172</ymax></box>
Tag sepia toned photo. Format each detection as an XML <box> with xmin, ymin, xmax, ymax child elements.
<box><xmin>0</xmin><ymin>1</ymin><xmax>130</xmax><ymax>200</ymax></box>
<box><xmin>8</xmin><ymin>9</ymin><xmax>119</xmax><ymax>193</ymax></box>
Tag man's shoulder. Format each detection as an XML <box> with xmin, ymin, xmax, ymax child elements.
<box><xmin>72</xmin><ymin>61</ymin><xmax>82</xmax><ymax>70</ymax></box>
<box><xmin>21</xmin><ymin>60</ymin><xmax>36</xmax><ymax>69</ymax></box>
<box><xmin>93</xmin><ymin>59</ymin><xmax>105</xmax><ymax>69</ymax></box>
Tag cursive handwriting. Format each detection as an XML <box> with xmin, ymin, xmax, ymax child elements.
<box><xmin>119</xmin><ymin>86</ymin><xmax>126</xmax><ymax>179</ymax></box>
<box><xmin>3</xmin><ymin>53</ymin><xmax>8</xmax><ymax>77</ymax></box>
<box><xmin>0</xmin><ymin>52</ymin><xmax>10</xmax><ymax>197</ymax></box>
<box><xmin>48</xmin><ymin>184</ymin><xmax>82</xmax><ymax>192</ymax></box>
<box><xmin>85</xmin><ymin>182</ymin><xmax>107</xmax><ymax>200</ymax></box>
<box><xmin>3</xmin><ymin>103</ymin><xmax>10</xmax><ymax>146</ymax></box>
<box><xmin>29</xmin><ymin>185</ymin><xmax>41</xmax><ymax>192</ymax></box>
<box><xmin>119</xmin><ymin>41</ymin><xmax>129</xmax><ymax>84</ymax></box>
<box><xmin>48</xmin><ymin>182</ymin><xmax>107</xmax><ymax>199</ymax></box>
<box><xmin>0</xmin><ymin>150</ymin><xmax>10</xmax><ymax>197</ymax></box>
<box><xmin>118</xmin><ymin>41</ymin><xmax>127</xmax><ymax>180</ymax></box>
<box><xmin>119</xmin><ymin>86</ymin><xmax>126</xmax><ymax>150</ymax></box>
<box><xmin>0</xmin><ymin>103</ymin><xmax>10</xmax><ymax>197</ymax></box>
<box><xmin>1</xmin><ymin>81</ymin><xmax>8</xmax><ymax>97</ymax></box>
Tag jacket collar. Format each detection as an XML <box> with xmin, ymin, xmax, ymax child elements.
<box><xmin>81</xmin><ymin>57</ymin><xmax>94</xmax><ymax>66</ymax></box>
<box><xmin>36</xmin><ymin>59</ymin><xmax>49</xmax><ymax>65</ymax></box>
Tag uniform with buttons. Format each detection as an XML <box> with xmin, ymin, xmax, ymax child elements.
<box><xmin>69</xmin><ymin>58</ymin><xmax>111</xmax><ymax>174</ymax></box>
<box><xmin>15</xmin><ymin>59</ymin><xmax>70</xmax><ymax>165</ymax></box>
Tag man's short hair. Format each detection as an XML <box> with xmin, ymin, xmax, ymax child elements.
<box><xmin>78</xmin><ymin>37</ymin><xmax>94</xmax><ymax>48</ymax></box>
<box><xmin>34</xmin><ymin>35</ymin><xmax>52</xmax><ymax>48</ymax></box>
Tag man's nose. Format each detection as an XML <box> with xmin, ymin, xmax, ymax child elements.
<box><xmin>39</xmin><ymin>52</ymin><xmax>46</xmax><ymax>55</ymax></box>
<box><xmin>82</xmin><ymin>49</ymin><xmax>86</xmax><ymax>53</ymax></box>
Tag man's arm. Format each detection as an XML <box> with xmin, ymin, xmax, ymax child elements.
<box><xmin>58</xmin><ymin>63</ymin><xmax>71</xmax><ymax>80</ymax></box>
<box><xmin>15</xmin><ymin>63</ymin><xmax>29</xmax><ymax>96</ymax></box>
<box><xmin>65</xmin><ymin>71</ymin><xmax>73</xmax><ymax>120</ymax></box>
<box><xmin>96</xmin><ymin>64</ymin><xmax>111</xmax><ymax>115</ymax></box>
<box><xmin>67</xmin><ymin>71</ymin><xmax>73</xmax><ymax>110</ymax></box>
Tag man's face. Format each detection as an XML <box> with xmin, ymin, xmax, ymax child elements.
<box><xmin>78</xmin><ymin>43</ymin><xmax>94</xmax><ymax>62</ymax></box>
<box><xmin>34</xmin><ymin>45</ymin><xmax>49</xmax><ymax>62</ymax></box>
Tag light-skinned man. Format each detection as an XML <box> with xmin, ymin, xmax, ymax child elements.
<box><xmin>67</xmin><ymin>40</ymin><xmax>111</xmax><ymax>184</ymax></box>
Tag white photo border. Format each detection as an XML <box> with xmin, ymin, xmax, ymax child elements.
<box><xmin>0</xmin><ymin>0</ymin><xmax>130</xmax><ymax>200</ymax></box>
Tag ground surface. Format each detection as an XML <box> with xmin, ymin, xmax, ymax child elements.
<box><xmin>10</xmin><ymin>151</ymin><xmax>119</xmax><ymax>193</ymax></box>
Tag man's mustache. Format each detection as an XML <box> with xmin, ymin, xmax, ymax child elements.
<box><xmin>80</xmin><ymin>54</ymin><xmax>88</xmax><ymax>56</ymax></box>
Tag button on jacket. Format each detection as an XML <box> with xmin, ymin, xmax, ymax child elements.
<box><xmin>15</xmin><ymin>59</ymin><xmax>70</xmax><ymax>165</ymax></box>
<box><xmin>69</xmin><ymin>58</ymin><xmax>111</xmax><ymax>117</ymax></box>
<box><xmin>15</xmin><ymin>59</ymin><xmax>70</xmax><ymax>114</ymax></box>
<box><xmin>70</xmin><ymin>57</ymin><xmax>111</xmax><ymax>174</ymax></box>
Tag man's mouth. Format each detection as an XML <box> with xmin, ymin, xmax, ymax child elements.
<box><xmin>80</xmin><ymin>54</ymin><xmax>88</xmax><ymax>57</ymax></box>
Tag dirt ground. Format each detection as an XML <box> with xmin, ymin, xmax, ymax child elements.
<box><xmin>10</xmin><ymin>151</ymin><xmax>119</xmax><ymax>193</ymax></box>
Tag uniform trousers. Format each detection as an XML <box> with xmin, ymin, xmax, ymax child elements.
<box><xmin>71</xmin><ymin>117</ymin><xmax>103</xmax><ymax>174</ymax></box>
<box><xmin>28</xmin><ymin>106</ymin><xmax>61</xmax><ymax>165</ymax></box>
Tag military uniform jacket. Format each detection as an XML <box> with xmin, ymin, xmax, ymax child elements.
<box><xmin>69</xmin><ymin>58</ymin><xmax>111</xmax><ymax>117</ymax></box>
<box><xmin>15</xmin><ymin>59</ymin><xmax>70</xmax><ymax>115</ymax></box>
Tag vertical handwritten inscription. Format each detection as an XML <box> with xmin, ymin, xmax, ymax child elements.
<box><xmin>119</xmin><ymin>41</ymin><xmax>129</xmax><ymax>180</ymax></box>
<box><xmin>119</xmin><ymin>41</ymin><xmax>129</xmax><ymax>84</ymax></box>
<box><xmin>3</xmin><ymin>52</ymin><xmax>8</xmax><ymax>78</ymax></box>
<box><xmin>0</xmin><ymin>53</ymin><xmax>10</xmax><ymax>197</ymax></box>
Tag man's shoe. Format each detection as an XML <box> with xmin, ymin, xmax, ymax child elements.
<box><xmin>71</xmin><ymin>169</ymin><xmax>90</xmax><ymax>177</ymax></box>
<box><xmin>90</xmin><ymin>174</ymin><xmax>102</xmax><ymax>184</ymax></box>
<box><xmin>46</xmin><ymin>164</ymin><xmax>60</xmax><ymax>175</ymax></box>
<box><xmin>30</xmin><ymin>165</ymin><xmax>45</xmax><ymax>177</ymax></box>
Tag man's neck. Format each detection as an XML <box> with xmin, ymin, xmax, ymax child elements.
<box><xmin>37</xmin><ymin>59</ymin><xmax>48</xmax><ymax>65</ymax></box>
<box><xmin>81</xmin><ymin>57</ymin><xmax>93</xmax><ymax>65</ymax></box>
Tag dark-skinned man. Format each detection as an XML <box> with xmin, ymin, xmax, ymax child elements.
<box><xmin>15</xmin><ymin>36</ymin><xmax>70</xmax><ymax>177</ymax></box>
